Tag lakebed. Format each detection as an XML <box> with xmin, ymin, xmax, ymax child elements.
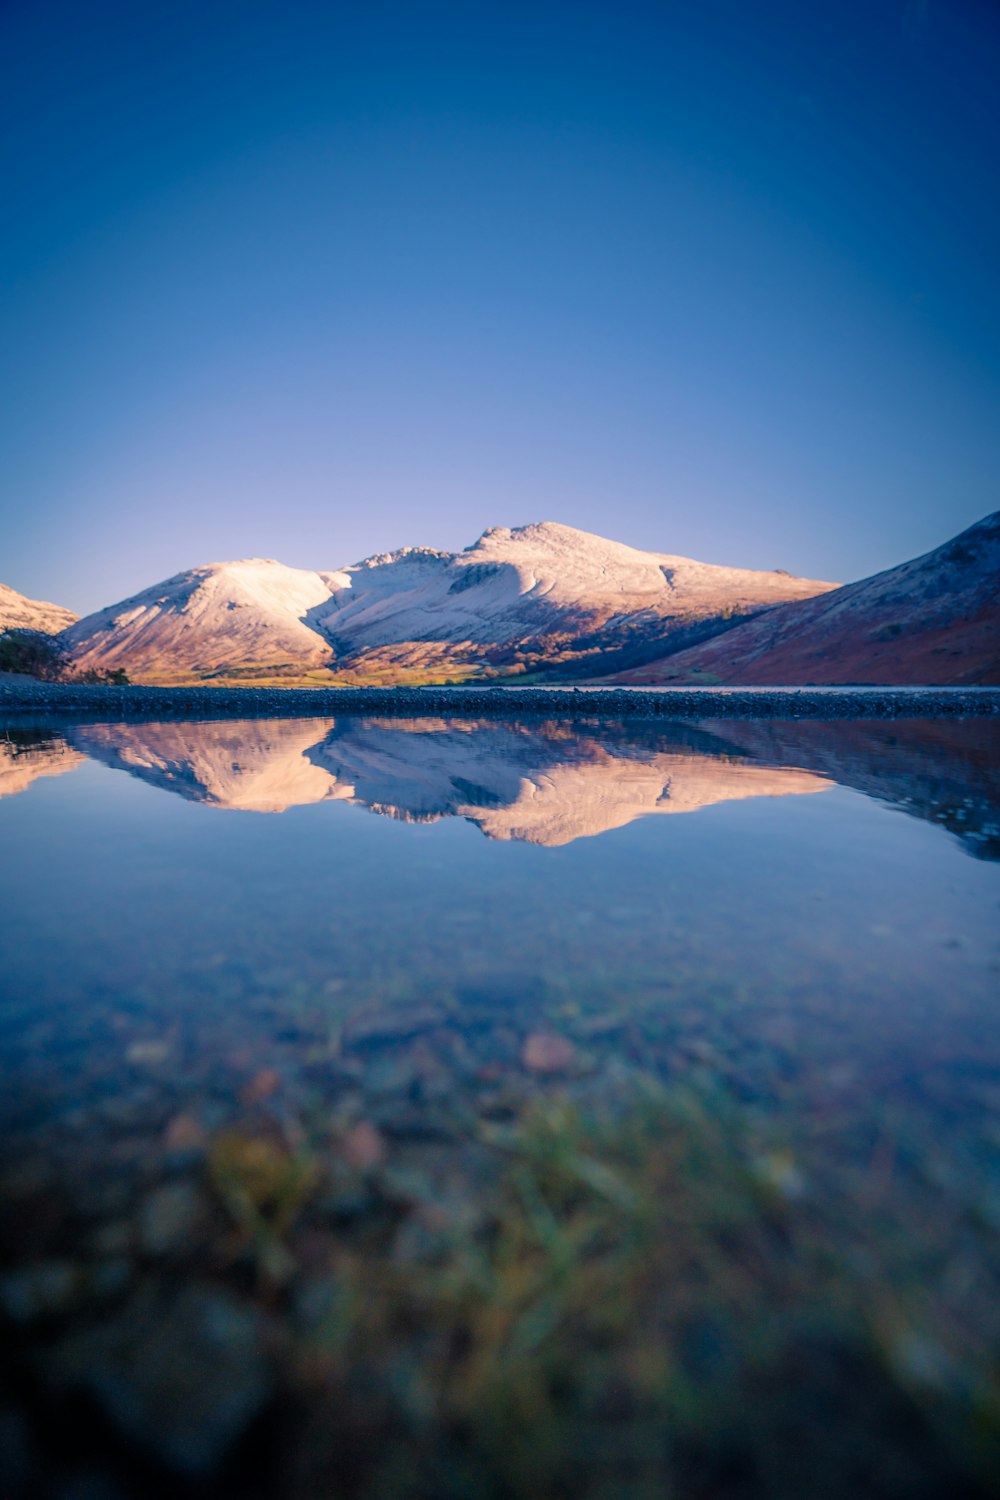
<box><xmin>1</xmin><ymin>709</ymin><xmax>998</xmax><ymax>1498</ymax></box>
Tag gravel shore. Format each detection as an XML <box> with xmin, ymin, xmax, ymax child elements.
<box><xmin>1</xmin><ymin>676</ymin><xmax>998</xmax><ymax>719</ymax></box>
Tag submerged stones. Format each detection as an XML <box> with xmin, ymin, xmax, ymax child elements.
<box><xmin>50</xmin><ymin>1284</ymin><xmax>273</xmax><ymax>1476</ymax></box>
<box><xmin>138</xmin><ymin>1181</ymin><xmax>207</xmax><ymax>1257</ymax></box>
<box><xmin>522</xmin><ymin>1031</ymin><xmax>579</xmax><ymax>1074</ymax></box>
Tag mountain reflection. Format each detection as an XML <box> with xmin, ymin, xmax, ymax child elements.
<box><xmin>1</xmin><ymin>714</ymin><xmax>997</xmax><ymax>856</ymax></box>
<box><xmin>0</xmin><ymin>728</ymin><xmax>84</xmax><ymax>799</ymax></box>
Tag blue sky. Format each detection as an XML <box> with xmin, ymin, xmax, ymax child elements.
<box><xmin>2</xmin><ymin>0</ymin><xmax>998</xmax><ymax>613</ymax></box>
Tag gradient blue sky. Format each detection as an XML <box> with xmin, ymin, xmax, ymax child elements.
<box><xmin>2</xmin><ymin>0</ymin><xmax>998</xmax><ymax>613</ymax></box>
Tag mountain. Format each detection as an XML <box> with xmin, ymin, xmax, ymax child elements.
<box><xmin>0</xmin><ymin>582</ymin><xmax>77</xmax><ymax>635</ymax></box>
<box><xmin>60</xmin><ymin>523</ymin><xmax>835</xmax><ymax>684</ymax></box>
<box><xmin>611</xmin><ymin>512</ymin><xmax>1000</xmax><ymax>687</ymax></box>
<box><xmin>61</xmin><ymin>559</ymin><xmax>345</xmax><ymax>680</ymax></box>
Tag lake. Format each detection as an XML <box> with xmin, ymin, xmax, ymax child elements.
<box><xmin>1</xmin><ymin>712</ymin><xmax>998</xmax><ymax>1499</ymax></box>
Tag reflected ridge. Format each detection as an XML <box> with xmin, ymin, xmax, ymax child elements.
<box><xmin>2</xmin><ymin>713</ymin><xmax>998</xmax><ymax>856</ymax></box>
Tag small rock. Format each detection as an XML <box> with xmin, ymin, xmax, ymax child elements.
<box><xmin>139</xmin><ymin>1181</ymin><xmax>204</xmax><ymax>1256</ymax></box>
<box><xmin>365</xmin><ymin>1051</ymin><xmax>420</xmax><ymax>1097</ymax></box>
<box><xmin>0</xmin><ymin>1260</ymin><xmax>79</xmax><ymax>1323</ymax></box>
<box><xmin>341</xmin><ymin>1121</ymin><xmax>386</xmax><ymax>1171</ymax></box>
<box><xmin>343</xmin><ymin>1005</ymin><xmax>446</xmax><ymax>1046</ymax></box>
<box><xmin>522</xmin><ymin>1032</ymin><xmax>578</xmax><ymax>1074</ymax></box>
<box><xmin>88</xmin><ymin>1258</ymin><xmax>133</xmax><ymax>1303</ymax></box>
<box><xmin>370</xmin><ymin>1100</ymin><xmax>459</xmax><ymax>1141</ymax></box>
<box><xmin>240</xmin><ymin>1069</ymin><xmax>282</xmax><ymax>1106</ymax></box>
<box><xmin>51</xmin><ymin>1284</ymin><xmax>273</xmax><ymax>1476</ymax></box>
<box><xmin>87</xmin><ymin>1220</ymin><xmax>133</xmax><ymax>1258</ymax></box>
<box><xmin>292</xmin><ymin>1276</ymin><xmax>339</xmax><ymax>1333</ymax></box>
<box><xmin>889</xmin><ymin>1329</ymin><xmax>955</xmax><ymax>1391</ymax></box>
<box><xmin>575</xmin><ymin>1013</ymin><xmax>627</xmax><ymax>1039</ymax></box>
<box><xmin>126</xmin><ymin>1040</ymin><xmax>171</xmax><ymax>1065</ymax></box>
<box><xmin>752</xmin><ymin>1149</ymin><xmax>806</xmax><ymax>1201</ymax></box>
<box><xmin>163</xmin><ymin>1114</ymin><xmax>206</xmax><ymax>1152</ymax></box>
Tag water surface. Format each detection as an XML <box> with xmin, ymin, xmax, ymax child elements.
<box><xmin>1</xmin><ymin>714</ymin><xmax>998</xmax><ymax>1499</ymax></box>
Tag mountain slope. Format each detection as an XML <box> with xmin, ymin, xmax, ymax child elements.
<box><xmin>315</xmin><ymin>522</ymin><xmax>832</xmax><ymax>658</ymax></box>
<box><xmin>61</xmin><ymin>523</ymin><xmax>835</xmax><ymax>683</ymax></box>
<box><xmin>611</xmin><ymin>512</ymin><xmax>1000</xmax><ymax>687</ymax></box>
<box><xmin>61</xmin><ymin>559</ymin><xmax>343</xmax><ymax>679</ymax></box>
<box><xmin>0</xmin><ymin>582</ymin><xmax>77</xmax><ymax>635</ymax></box>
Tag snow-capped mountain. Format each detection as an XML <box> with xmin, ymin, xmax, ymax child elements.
<box><xmin>60</xmin><ymin>522</ymin><xmax>835</xmax><ymax>682</ymax></box>
<box><xmin>60</xmin><ymin>559</ymin><xmax>346</xmax><ymax>679</ymax></box>
<box><xmin>613</xmin><ymin>511</ymin><xmax>1000</xmax><ymax>686</ymax></box>
<box><xmin>0</xmin><ymin>582</ymin><xmax>77</xmax><ymax>635</ymax></box>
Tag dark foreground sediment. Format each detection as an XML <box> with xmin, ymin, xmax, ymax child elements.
<box><xmin>1</xmin><ymin>676</ymin><xmax>998</xmax><ymax>719</ymax></box>
<box><xmin>3</xmin><ymin>994</ymin><xmax>999</xmax><ymax>1500</ymax></box>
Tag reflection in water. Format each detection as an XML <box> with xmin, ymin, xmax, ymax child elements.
<box><xmin>65</xmin><ymin>716</ymin><xmax>830</xmax><ymax>843</ymax></box>
<box><xmin>2</xmin><ymin>713</ymin><xmax>998</xmax><ymax>856</ymax></box>
<box><xmin>0</xmin><ymin>727</ymin><xmax>84</xmax><ymax>799</ymax></box>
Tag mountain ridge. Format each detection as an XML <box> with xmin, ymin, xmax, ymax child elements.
<box><xmin>55</xmin><ymin>521</ymin><xmax>836</xmax><ymax>684</ymax></box>
<box><xmin>610</xmin><ymin>511</ymin><xmax>1000</xmax><ymax>687</ymax></box>
<box><xmin>0</xmin><ymin>582</ymin><xmax>78</xmax><ymax>635</ymax></box>
<box><xmin>7</xmin><ymin>513</ymin><xmax>995</xmax><ymax>686</ymax></box>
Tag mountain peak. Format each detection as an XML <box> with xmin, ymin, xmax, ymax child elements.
<box><xmin>469</xmin><ymin>520</ymin><xmax>610</xmax><ymax>551</ymax></box>
<box><xmin>0</xmin><ymin>582</ymin><xmax>78</xmax><ymax>635</ymax></box>
<box><xmin>58</xmin><ymin>522</ymin><xmax>838</xmax><ymax>683</ymax></box>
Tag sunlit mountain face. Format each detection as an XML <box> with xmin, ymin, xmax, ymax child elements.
<box><xmin>3</xmin><ymin>714</ymin><xmax>997</xmax><ymax>858</ymax></box>
<box><xmin>54</xmin><ymin>523</ymin><xmax>836</xmax><ymax>684</ymax></box>
<box><xmin>0</xmin><ymin>582</ymin><xmax>77</xmax><ymax>635</ymax></box>
<box><xmin>619</xmin><ymin>511</ymin><xmax>1000</xmax><ymax>687</ymax></box>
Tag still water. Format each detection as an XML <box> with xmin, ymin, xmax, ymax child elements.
<box><xmin>1</xmin><ymin>713</ymin><xmax>998</xmax><ymax>1499</ymax></box>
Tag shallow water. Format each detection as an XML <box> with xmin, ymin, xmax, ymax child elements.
<box><xmin>1</xmin><ymin>713</ymin><xmax>999</xmax><ymax>1498</ymax></box>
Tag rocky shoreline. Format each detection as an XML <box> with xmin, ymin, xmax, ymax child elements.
<box><xmin>1</xmin><ymin>676</ymin><xmax>998</xmax><ymax>719</ymax></box>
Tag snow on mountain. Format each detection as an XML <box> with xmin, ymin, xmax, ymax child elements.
<box><xmin>61</xmin><ymin>559</ymin><xmax>344</xmax><ymax>678</ymax></box>
<box><xmin>61</xmin><ymin>523</ymin><xmax>835</xmax><ymax>682</ymax></box>
<box><xmin>315</xmin><ymin>521</ymin><xmax>833</xmax><ymax>649</ymax></box>
<box><xmin>0</xmin><ymin>582</ymin><xmax>77</xmax><ymax>635</ymax></box>
<box><xmin>613</xmin><ymin>511</ymin><xmax>1000</xmax><ymax>686</ymax></box>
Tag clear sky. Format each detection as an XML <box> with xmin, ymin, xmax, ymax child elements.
<box><xmin>2</xmin><ymin>0</ymin><xmax>998</xmax><ymax>614</ymax></box>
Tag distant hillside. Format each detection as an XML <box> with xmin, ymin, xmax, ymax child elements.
<box><xmin>611</xmin><ymin>512</ymin><xmax>1000</xmax><ymax>687</ymax></box>
<box><xmin>60</xmin><ymin>523</ymin><xmax>834</xmax><ymax>684</ymax></box>
<box><xmin>60</xmin><ymin>559</ymin><xmax>345</xmax><ymax>681</ymax></box>
<box><xmin>0</xmin><ymin>582</ymin><xmax>77</xmax><ymax>635</ymax></box>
